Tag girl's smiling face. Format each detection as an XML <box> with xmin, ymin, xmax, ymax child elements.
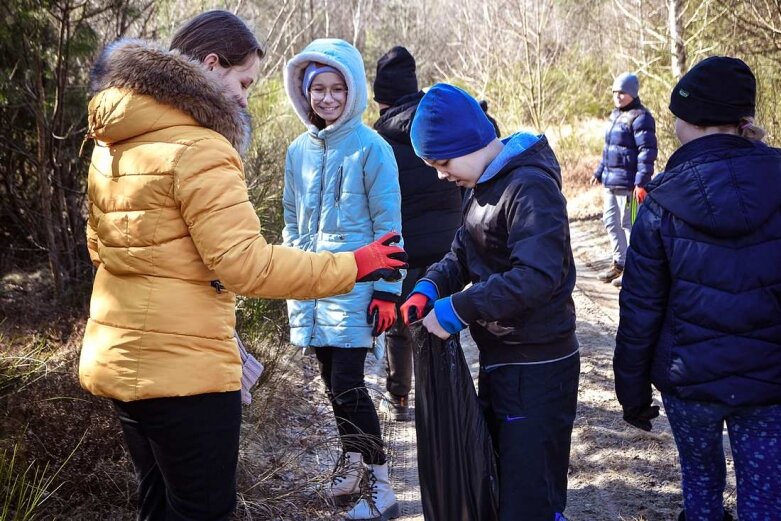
<box><xmin>309</xmin><ymin>72</ymin><xmax>347</xmax><ymax>125</ymax></box>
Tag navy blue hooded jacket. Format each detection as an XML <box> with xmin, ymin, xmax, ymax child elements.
<box><xmin>614</xmin><ymin>134</ymin><xmax>781</xmax><ymax>409</ymax></box>
<box><xmin>374</xmin><ymin>91</ymin><xmax>463</xmax><ymax>269</ymax></box>
<box><xmin>422</xmin><ymin>134</ymin><xmax>578</xmax><ymax>366</ymax></box>
<box><xmin>594</xmin><ymin>98</ymin><xmax>658</xmax><ymax>189</ymax></box>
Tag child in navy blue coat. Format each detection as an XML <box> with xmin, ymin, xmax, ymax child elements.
<box><xmin>614</xmin><ymin>57</ymin><xmax>781</xmax><ymax>521</ymax></box>
<box><xmin>401</xmin><ymin>83</ymin><xmax>579</xmax><ymax>521</ymax></box>
<box><xmin>592</xmin><ymin>72</ymin><xmax>658</xmax><ymax>287</ymax></box>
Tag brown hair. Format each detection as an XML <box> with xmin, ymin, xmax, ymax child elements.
<box><xmin>308</xmin><ymin>109</ymin><xmax>327</xmax><ymax>130</ymax></box>
<box><xmin>170</xmin><ymin>10</ymin><xmax>264</xmax><ymax>67</ymax></box>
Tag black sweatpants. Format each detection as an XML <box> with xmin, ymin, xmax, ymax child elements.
<box><xmin>113</xmin><ymin>391</ymin><xmax>242</xmax><ymax>521</ymax></box>
<box><xmin>315</xmin><ymin>346</ymin><xmax>386</xmax><ymax>464</ymax></box>
<box><xmin>478</xmin><ymin>353</ymin><xmax>580</xmax><ymax>521</ymax></box>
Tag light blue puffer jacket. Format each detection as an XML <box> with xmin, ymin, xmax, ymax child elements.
<box><xmin>282</xmin><ymin>39</ymin><xmax>402</xmax><ymax>353</ymax></box>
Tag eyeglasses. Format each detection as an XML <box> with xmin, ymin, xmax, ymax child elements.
<box><xmin>309</xmin><ymin>86</ymin><xmax>348</xmax><ymax>101</ymax></box>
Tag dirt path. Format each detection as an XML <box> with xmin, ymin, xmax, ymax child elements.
<box><xmin>302</xmin><ymin>216</ymin><xmax>736</xmax><ymax>521</ymax></box>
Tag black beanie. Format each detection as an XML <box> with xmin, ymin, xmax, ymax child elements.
<box><xmin>669</xmin><ymin>56</ymin><xmax>756</xmax><ymax>126</ymax></box>
<box><xmin>373</xmin><ymin>46</ymin><xmax>418</xmax><ymax>106</ymax></box>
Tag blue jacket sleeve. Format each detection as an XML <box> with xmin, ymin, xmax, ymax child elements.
<box><xmin>364</xmin><ymin>137</ymin><xmax>404</xmax><ymax>296</ymax></box>
<box><xmin>594</xmin><ymin>155</ymin><xmax>605</xmax><ymax>181</ymax></box>
<box><xmin>448</xmin><ymin>172</ymin><xmax>571</xmax><ymax>324</ymax></box>
<box><xmin>281</xmin><ymin>148</ymin><xmax>299</xmax><ymax>247</ymax></box>
<box><xmin>632</xmin><ymin>111</ymin><xmax>658</xmax><ymax>186</ymax></box>
<box><xmin>614</xmin><ymin>199</ymin><xmax>670</xmax><ymax>410</ymax></box>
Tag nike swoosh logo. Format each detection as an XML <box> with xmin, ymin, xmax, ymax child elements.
<box><xmin>504</xmin><ymin>415</ymin><xmax>527</xmax><ymax>422</ymax></box>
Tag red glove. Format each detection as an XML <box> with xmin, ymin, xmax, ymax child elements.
<box><xmin>354</xmin><ymin>232</ymin><xmax>408</xmax><ymax>282</ymax></box>
<box><xmin>367</xmin><ymin>292</ymin><xmax>398</xmax><ymax>337</ymax></box>
<box><xmin>634</xmin><ymin>186</ymin><xmax>647</xmax><ymax>204</ymax></box>
<box><xmin>400</xmin><ymin>293</ymin><xmax>429</xmax><ymax>326</ymax></box>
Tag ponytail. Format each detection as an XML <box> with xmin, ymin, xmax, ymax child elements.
<box><xmin>738</xmin><ymin>117</ymin><xmax>766</xmax><ymax>142</ymax></box>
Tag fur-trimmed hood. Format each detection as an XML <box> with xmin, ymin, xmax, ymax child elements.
<box><xmin>284</xmin><ymin>39</ymin><xmax>367</xmax><ymax>138</ymax></box>
<box><xmin>88</xmin><ymin>39</ymin><xmax>251</xmax><ymax>154</ymax></box>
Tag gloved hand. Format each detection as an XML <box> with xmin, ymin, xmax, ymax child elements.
<box><xmin>400</xmin><ymin>293</ymin><xmax>430</xmax><ymax>325</ymax></box>
<box><xmin>622</xmin><ymin>403</ymin><xmax>660</xmax><ymax>432</ymax></box>
<box><xmin>354</xmin><ymin>232</ymin><xmax>408</xmax><ymax>282</ymax></box>
<box><xmin>634</xmin><ymin>186</ymin><xmax>648</xmax><ymax>204</ymax></box>
<box><xmin>367</xmin><ymin>292</ymin><xmax>398</xmax><ymax>337</ymax></box>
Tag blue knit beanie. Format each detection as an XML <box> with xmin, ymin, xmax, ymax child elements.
<box><xmin>410</xmin><ymin>83</ymin><xmax>497</xmax><ymax>160</ymax></box>
<box><xmin>302</xmin><ymin>62</ymin><xmax>342</xmax><ymax>96</ymax></box>
<box><xmin>612</xmin><ymin>72</ymin><xmax>639</xmax><ymax>98</ymax></box>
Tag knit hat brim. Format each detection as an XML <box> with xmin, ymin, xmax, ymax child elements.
<box><xmin>302</xmin><ymin>63</ymin><xmax>342</xmax><ymax>97</ymax></box>
<box><xmin>669</xmin><ymin>91</ymin><xmax>755</xmax><ymax>127</ymax></box>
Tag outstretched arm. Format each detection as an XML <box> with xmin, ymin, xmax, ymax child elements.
<box><xmin>175</xmin><ymin>138</ymin><xmax>356</xmax><ymax>300</ymax></box>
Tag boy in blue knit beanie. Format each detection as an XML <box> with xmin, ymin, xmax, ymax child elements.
<box><xmin>401</xmin><ymin>83</ymin><xmax>579</xmax><ymax>521</ymax></box>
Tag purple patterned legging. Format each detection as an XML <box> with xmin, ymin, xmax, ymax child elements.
<box><xmin>662</xmin><ymin>393</ymin><xmax>781</xmax><ymax>521</ymax></box>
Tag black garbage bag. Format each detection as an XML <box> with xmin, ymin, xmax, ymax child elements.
<box><xmin>411</xmin><ymin>322</ymin><xmax>499</xmax><ymax>521</ymax></box>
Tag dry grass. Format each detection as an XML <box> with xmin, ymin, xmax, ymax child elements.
<box><xmin>548</xmin><ymin>118</ymin><xmax>605</xmax><ymax>221</ymax></box>
<box><xmin>0</xmin><ymin>262</ymin><xmax>353</xmax><ymax>521</ymax></box>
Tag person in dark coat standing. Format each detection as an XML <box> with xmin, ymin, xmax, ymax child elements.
<box><xmin>402</xmin><ymin>83</ymin><xmax>579</xmax><ymax>521</ymax></box>
<box><xmin>592</xmin><ymin>72</ymin><xmax>657</xmax><ymax>287</ymax></box>
<box><xmin>614</xmin><ymin>57</ymin><xmax>781</xmax><ymax>521</ymax></box>
<box><xmin>372</xmin><ymin>46</ymin><xmax>464</xmax><ymax>421</ymax></box>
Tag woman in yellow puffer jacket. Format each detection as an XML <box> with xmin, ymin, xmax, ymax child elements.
<box><xmin>80</xmin><ymin>11</ymin><xmax>406</xmax><ymax>521</ymax></box>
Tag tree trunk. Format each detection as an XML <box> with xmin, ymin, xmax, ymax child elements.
<box><xmin>33</xmin><ymin>52</ymin><xmax>65</xmax><ymax>296</ymax></box>
<box><xmin>668</xmin><ymin>0</ymin><xmax>687</xmax><ymax>77</ymax></box>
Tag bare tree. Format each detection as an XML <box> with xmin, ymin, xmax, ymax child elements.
<box><xmin>669</xmin><ymin>0</ymin><xmax>687</xmax><ymax>76</ymax></box>
<box><xmin>0</xmin><ymin>0</ymin><xmax>157</xmax><ymax>295</ymax></box>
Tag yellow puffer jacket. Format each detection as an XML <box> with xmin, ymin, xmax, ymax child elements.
<box><xmin>80</xmin><ymin>40</ymin><xmax>357</xmax><ymax>402</ymax></box>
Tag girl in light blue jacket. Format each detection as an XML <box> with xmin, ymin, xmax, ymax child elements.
<box><xmin>283</xmin><ymin>39</ymin><xmax>401</xmax><ymax>520</ymax></box>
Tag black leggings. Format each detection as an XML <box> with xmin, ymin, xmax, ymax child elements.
<box><xmin>315</xmin><ymin>347</ymin><xmax>386</xmax><ymax>465</ymax></box>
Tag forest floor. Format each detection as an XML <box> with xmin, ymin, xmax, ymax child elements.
<box><xmin>264</xmin><ymin>215</ymin><xmax>738</xmax><ymax>521</ymax></box>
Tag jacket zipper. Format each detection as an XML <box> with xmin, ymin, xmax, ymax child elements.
<box><xmin>334</xmin><ymin>165</ymin><xmax>343</xmax><ymax>206</ymax></box>
<box><xmin>314</xmin><ymin>140</ymin><xmax>327</xmax><ymax>245</ymax></box>
<box><xmin>311</xmin><ymin>139</ymin><xmax>327</xmax><ymax>346</ymax></box>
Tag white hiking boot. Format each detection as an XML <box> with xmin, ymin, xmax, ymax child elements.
<box><xmin>344</xmin><ymin>462</ymin><xmax>400</xmax><ymax>521</ymax></box>
<box><xmin>330</xmin><ymin>451</ymin><xmax>363</xmax><ymax>507</ymax></box>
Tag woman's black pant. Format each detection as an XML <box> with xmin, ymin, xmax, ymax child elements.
<box><xmin>113</xmin><ymin>391</ymin><xmax>242</xmax><ymax>521</ymax></box>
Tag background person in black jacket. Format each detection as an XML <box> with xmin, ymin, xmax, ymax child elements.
<box><xmin>372</xmin><ymin>46</ymin><xmax>464</xmax><ymax>421</ymax></box>
<box><xmin>402</xmin><ymin>83</ymin><xmax>579</xmax><ymax>521</ymax></box>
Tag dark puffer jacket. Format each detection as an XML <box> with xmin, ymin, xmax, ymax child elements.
<box><xmin>423</xmin><ymin>134</ymin><xmax>578</xmax><ymax>366</ymax></box>
<box><xmin>594</xmin><ymin>98</ymin><xmax>657</xmax><ymax>189</ymax></box>
<box><xmin>374</xmin><ymin>91</ymin><xmax>462</xmax><ymax>268</ymax></box>
<box><xmin>615</xmin><ymin>134</ymin><xmax>781</xmax><ymax>410</ymax></box>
